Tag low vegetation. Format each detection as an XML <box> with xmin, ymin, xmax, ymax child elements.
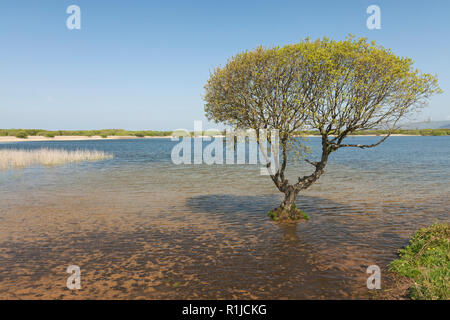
<box><xmin>0</xmin><ymin>148</ymin><xmax>113</xmax><ymax>170</ymax></box>
<box><xmin>14</xmin><ymin>130</ymin><xmax>29</xmax><ymax>139</ymax></box>
<box><xmin>0</xmin><ymin>129</ymin><xmax>449</xmax><ymax>139</ymax></box>
<box><xmin>0</xmin><ymin>129</ymin><xmax>173</xmax><ymax>139</ymax></box>
<box><xmin>268</xmin><ymin>203</ymin><xmax>310</xmax><ymax>221</ymax></box>
<box><xmin>389</xmin><ymin>222</ymin><xmax>449</xmax><ymax>300</ymax></box>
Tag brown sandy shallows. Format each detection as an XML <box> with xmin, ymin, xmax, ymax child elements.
<box><xmin>0</xmin><ymin>148</ymin><xmax>113</xmax><ymax>170</ymax></box>
<box><xmin>0</xmin><ymin>185</ymin><xmax>446</xmax><ymax>300</ymax></box>
<box><xmin>0</xmin><ymin>151</ymin><xmax>447</xmax><ymax>299</ymax></box>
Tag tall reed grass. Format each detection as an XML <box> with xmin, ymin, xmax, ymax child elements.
<box><xmin>0</xmin><ymin>148</ymin><xmax>113</xmax><ymax>170</ymax></box>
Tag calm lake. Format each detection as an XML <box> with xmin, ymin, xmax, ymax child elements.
<box><xmin>0</xmin><ymin>136</ymin><xmax>449</xmax><ymax>299</ymax></box>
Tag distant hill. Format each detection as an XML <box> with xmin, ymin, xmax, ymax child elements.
<box><xmin>400</xmin><ymin>120</ymin><xmax>450</xmax><ymax>130</ymax></box>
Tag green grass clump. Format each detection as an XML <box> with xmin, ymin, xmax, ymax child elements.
<box><xmin>267</xmin><ymin>210</ymin><xmax>279</xmax><ymax>221</ymax></box>
<box><xmin>299</xmin><ymin>210</ymin><xmax>310</xmax><ymax>220</ymax></box>
<box><xmin>267</xmin><ymin>202</ymin><xmax>309</xmax><ymax>221</ymax></box>
<box><xmin>134</xmin><ymin>132</ymin><xmax>146</xmax><ymax>138</ymax></box>
<box><xmin>389</xmin><ymin>222</ymin><xmax>449</xmax><ymax>300</ymax></box>
<box><xmin>15</xmin><ymin>131</ymin><xmax>28</xmax><ymax>139</ymax></box>
<box><xmin>292</xmin><ymin>202</ymin><xmax>309</xmax><ymax>220</ymax></box>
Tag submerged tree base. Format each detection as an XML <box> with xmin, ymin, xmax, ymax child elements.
<box><xmin>268</xmin><ymin>203</ymin><xmax>310</xmax><ymax>222</ymax></box>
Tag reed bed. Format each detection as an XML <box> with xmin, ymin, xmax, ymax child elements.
<box><xmin>0</xmin><ymin>148</ymin><xmax>113</xmax><ymax>170</ymax></box>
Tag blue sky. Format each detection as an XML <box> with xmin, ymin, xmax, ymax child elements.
<box><xmin>0</xmin><ymin>0</ymin><xmax>449</xmax><ymax>130</ymax></box>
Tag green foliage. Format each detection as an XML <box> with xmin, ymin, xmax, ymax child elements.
<box><xmin>15</xmin><ymin>131</ymin><xmax>28</xmax><ymax>139</ymax></box>
<box><xmin>390</xmin><ymin>222</ymin><xmax>449</xmax><ymax>300</ymax></box>
<box><xmin>205</xmin><ymin>36</ymin><xmax>441</xmax><ymax>138</ymax></box>
<box><xmin>0</xmin><ymin>129</ymin><xmax>39</xmax><ymax>137</ymax></box>
<box><xmin>299</xmin><ymin>210</ymin><xmax>309</xmax><ymax>220</ymax></box>
<box><xmin>268</xmin><ymin>203</ymin><xmax>309</xmax><ymax>221</ymax></box>
<box><xmin>0</xmin><ymin>129</ymin><xmax>172</xmax><ymax>138</ymax></box>
<box><xmin>292</xmin><ymin>202</ymin><xmax>309</xmax><ymax>220</ymax></box>
<box><xmin>267</xmin><ymin>210</ymin><xmax>279</xmax><ymax>221</ymax></box>
<box><xmin>1</xmin><ymin>128</ymin><xmax>447</xmax><ymax>138</ymax></box>
<box><xmin>204</xmin><ymin>36</ymin><xmax>441</xmax><ymax>221</ymax></box>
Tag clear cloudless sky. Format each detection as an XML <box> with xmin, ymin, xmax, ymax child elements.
<box><xmin>0</xmin><ymin>0</ymin><xmax>449</xmax><ymax>130</ymax></box>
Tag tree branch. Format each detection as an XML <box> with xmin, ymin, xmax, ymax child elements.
<box><xmin>333</xmin><ymin>133</ymin><xmax>392</xmax><ymax>149</ymax></box>
<box><xmin>304</xmin><ymin>159</ymin><xmax>319</xmax><ymax>167</ymax></box>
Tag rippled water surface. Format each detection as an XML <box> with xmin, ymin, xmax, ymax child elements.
<box><xmin>0</xmin><ymin>137</ymin><xmax>448</xmax><ymax>299</ymax></box>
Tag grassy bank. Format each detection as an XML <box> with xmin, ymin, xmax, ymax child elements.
<box><xmin>1</xmin><ymin>128</ymin><xmax>450</xmax><ymax>139</ymax></box>
<box><xmin>0</xmin><ymin>148</ymin><xmax>113</xmax><ymax>170</ymax></box>
<box><xmin>389</xmin><ymin>222</ymin><xmax>449</xmax><ymax>300</ymax></box>
<box><xmin>0</xmin><ymin>129</ymin><xmax>172</xmax><ymax>139</ymax></box>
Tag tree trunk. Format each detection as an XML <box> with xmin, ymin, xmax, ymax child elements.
<box><xmin>281</xmin><ymin>189</ymin><xmax>297</xmax><ymax>212</ymax></box>
<box><xmin>269</xmin><ymin>188</ymin><xmax>303</xmax><ymax>221</ymax></box>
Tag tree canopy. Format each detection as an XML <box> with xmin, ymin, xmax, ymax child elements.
<box><xmin>204</xmin><ymin>36</ymin><xmax>441</xmax><ymax>220</ymax></box>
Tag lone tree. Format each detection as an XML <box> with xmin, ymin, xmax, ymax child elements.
<box><xmin>204</xmin><ymin>37</ymin><xmax>441</xmax><ymax>221</ymax></box>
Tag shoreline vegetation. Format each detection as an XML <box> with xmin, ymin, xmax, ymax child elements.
<box><xmin>0</xmin><ymin>148</ymin><xmax>113</xmax><ymax>170</ymax></box>
<box><xmin>386</xmin><ymin>222</ymin><xmax>449</xmax><ymax>300</ymax></box>
<box><xmin>0</xmin><ymin>128</ymin><xmax>449</xmax><ymax>143</ymax></box>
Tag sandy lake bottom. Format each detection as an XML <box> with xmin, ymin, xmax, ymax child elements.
<box><xmin>0</xmin><ymin>137</ymin><xmax>448</xmax><ymax>299</ymax></box>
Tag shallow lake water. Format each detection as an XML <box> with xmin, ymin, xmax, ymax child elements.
<box><xmin>0</xmin><ymin>136</ymin><xmax>448</xmax><ymax>299</ymax></box>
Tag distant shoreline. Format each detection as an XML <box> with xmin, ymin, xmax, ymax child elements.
<box><xmin>1</xmin><ymin>128</ymin><xmax>448</xmax><ymax>142</ymax></box>
<box><xmin>0</xmin><ymin>135</ymin><xmax>173</xmax><ymax>143</ymax></box>
<box><xmin>0</xmin><ymin>134</ymin><xmax>445</xmax><ymax>143</ymax></box>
